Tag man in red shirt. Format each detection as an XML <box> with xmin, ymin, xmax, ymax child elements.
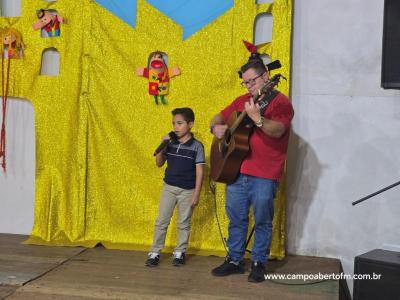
<box><xmin>210</xmin><ymin>59</ymin><xmax>294</xmax><ymax>282</ymax></box>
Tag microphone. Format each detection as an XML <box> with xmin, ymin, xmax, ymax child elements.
<box><xmin>153</xmin><ymin>131</ymin><xmax>177</xmax><ymax>156</ymax></box>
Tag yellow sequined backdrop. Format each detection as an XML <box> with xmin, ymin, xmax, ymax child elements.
<box><xmin>0</xmin><ymin>0</ymin><xmax>292</xmax><ymax>258</ymax></box>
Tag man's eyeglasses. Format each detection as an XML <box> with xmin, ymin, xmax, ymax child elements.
<box><xmin>240</xmin><ymin>73</ymin><xmax>265</xmax><ymax>87</ymax></box>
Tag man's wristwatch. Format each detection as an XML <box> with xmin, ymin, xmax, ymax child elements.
<box><xmin>255</xmin><ymin>117</ymin><xmax>264</xmax><ymax>128</ymax></box>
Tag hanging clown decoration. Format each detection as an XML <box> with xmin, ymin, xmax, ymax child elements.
<box><xmin>0</xmin><ymin>29</ymin><xmax>24</xmax><ymax>172</ymax></box>
<box><xmin>32</xmin><ymin>9</ymin><xmax>63</xmax><ymax>38</ymax></box>
<box><xmin>136</xmin><ymin>51</ymin><xmax>181</xmax><ymax>105</ymax></box>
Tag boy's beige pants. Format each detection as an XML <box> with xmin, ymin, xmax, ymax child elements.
<box><xmin>150</xmin><ymin>183</ymin><xmax>194</xmax><ymax>254</ymax></box>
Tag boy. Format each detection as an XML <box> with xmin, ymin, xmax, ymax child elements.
<box><xmin>146</xmin><ymin>107</ymin><xmax>205</xmax><ymax>267</ymax></box>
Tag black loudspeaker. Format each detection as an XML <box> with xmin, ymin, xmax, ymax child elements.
<box><xmin>353</xmin><ymin>249</ymin><xmax>400</xmax><ymax>300</ymax></box>
<box><xmin>381</xmin><ymin>0</ymin><xmax>400</xmax><ymax>89</ymax></box>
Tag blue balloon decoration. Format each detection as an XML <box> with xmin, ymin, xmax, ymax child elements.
<box><xmin>95</xmin><ymin>0</ymin><xmax>137</xmax><ymax>28</ymax></box>
<box><xmin>146</xmin><ymin>0</ymin><xmax>233</xmax><ymax>39</ymax></box>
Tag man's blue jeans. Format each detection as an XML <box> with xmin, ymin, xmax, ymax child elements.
<box><xmin>226</xmin><ymin>174</ymin><xmax>278</xmax><ymax>263</ymax></box>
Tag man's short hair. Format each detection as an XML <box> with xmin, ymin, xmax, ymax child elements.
<box><xmin>238</xmin><ymin>59</ymin><xmax>267</xmax><ymax>78</ymax></box>
<box><xmin>172</xmin><ymin>107</ymin><xmax>195</xmax><ymax>123</ymax></box>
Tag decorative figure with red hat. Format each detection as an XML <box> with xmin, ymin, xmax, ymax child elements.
<box><xmin>32</xmin><ymin>9</ymin><xmax>63</xmax><ymax>38</ymax></box>
<box><xmin>240</xmin><ymin>40</ymin><xmax>281</xmax><ymax>77</ymax></box>
<box><xmin>136</xmin><ymin>51</ymin><xmax>181</xmax><ymax>105</ymax></box>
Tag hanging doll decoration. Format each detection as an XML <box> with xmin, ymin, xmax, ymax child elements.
<box><xmin>32</xmin><ymin>9</ymin><xmax>63</xmax><ymax>38</ymax></box>
<box><xmin>240</xmin><ymin>40</ymin><xmax>281</xmax><ymax>78</ymax></box>
<box><xmin>1</xmin><ymin>28</ymin><xmax>23</xmax><ymax>59</ymax></box>
<box><xmin>0</xmin><ymin>29</ymin><xmax>24</xmax><ymax>172</ymax></box>
<box><xmin>136</xmin><ymin>51</ymin><xmax>181</xmax><ymax>105</ymax></box>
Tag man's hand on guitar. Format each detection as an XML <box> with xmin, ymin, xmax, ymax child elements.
<box><xmin>212</xmin><ymin>124</ymin><xmax>228</xmax><ymax>139</ymax></box>
<box><xmin>244</xmin><ymin>97</ymin><xmax>261</xmax><ymax>123</ymax></box>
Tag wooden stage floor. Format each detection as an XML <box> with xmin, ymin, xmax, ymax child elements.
<box><xmin>0</xmin><ymin>234</ymin><xmax>349</xmax><ymax>299</ymax></box>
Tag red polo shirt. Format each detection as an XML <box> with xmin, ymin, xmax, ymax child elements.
<box><xmin>220</xmin><ymin>92</ymin><xmax>294</xmax><ymax>181</ymax></box>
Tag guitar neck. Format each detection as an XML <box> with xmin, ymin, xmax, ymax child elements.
<box><xmin>228</xmin><ymin>74</ymin><xmax>281</xmax><ymax>134</ymax></box>
<box><xmin>229</xmin><ymin>91</ymin><xmax>261</xmax><ymax>133</ymax></box>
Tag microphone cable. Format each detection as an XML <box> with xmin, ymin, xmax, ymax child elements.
<box><xmin>209</xmin><ymin>178</ymin><xmax>228</xmax><ymax>254</ymax></box>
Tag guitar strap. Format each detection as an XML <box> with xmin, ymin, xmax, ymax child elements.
<box><xmin>242</xmin><ymin>89</ymin><xmax>279</xmax><ymax>127</ymax></box>
<box><xmin>258</xmin><ymin>89</ymin><xmax>279</xmax><ymax>116</ymax></box>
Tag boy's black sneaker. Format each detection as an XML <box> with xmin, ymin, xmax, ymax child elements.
<box><xmin>248</xmin><ymin>261</ymin><xmax>266</xmax><ymax>282</ymax></box>
<box><xmin>145</xmin><ymin>252</ymin><xmax>160</xmax><ymax>267</ymax></box>
<box><xmin>211</xmin><ymin>257</ymin><xmax>245</xmax><ymax>276</ymax></box>
<box><xmin>172</xmin><ymin>252</ymin><xmax>185</xmax><ymax>266</ymax></box>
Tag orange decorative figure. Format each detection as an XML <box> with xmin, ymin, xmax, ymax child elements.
<box><xmin>0</xmin><ymin>29</ymin><xmax>24</xmax><ymax>172</ymax></box>
<box><xmin>136</xmin><ymin>51</ymin><xmax>181</xmax><ymax>105</ymax></box>
<box><xmin>32</xmin><ymin>9</ymin><xmax>63</xmax><ymax>38</ymax></box>
<box><xmin>1</xmin><ymin>28</ymin><xmax>23</xmax><ymax>59</ymax></box>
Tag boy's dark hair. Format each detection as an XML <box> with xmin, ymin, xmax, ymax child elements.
<box><xmin>172</xmin><ymin>107</ymin><xmax>195</xmax><ymax>123</ymax></box>
<box><xmin>238</xmin><ymin>59</ymin><xmax>267</xmax><ymax>78</ymax></box>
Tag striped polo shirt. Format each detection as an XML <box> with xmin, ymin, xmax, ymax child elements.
<box><xmin>164</xmin><ymin>136</ymin><xmax>205</xmax><ymax>189</ymax></box>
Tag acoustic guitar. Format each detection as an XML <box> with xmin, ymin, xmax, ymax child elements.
<box><xmin>210</xmin><ymin>74</ymin><xmax>283</xmax><ymax>184</ymax></box>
